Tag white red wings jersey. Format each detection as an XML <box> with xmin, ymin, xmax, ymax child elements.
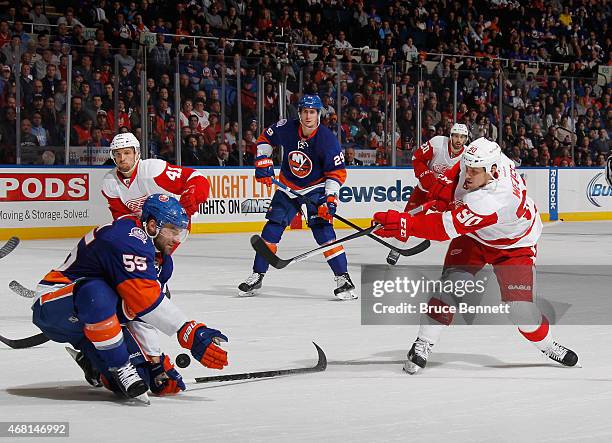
<box><xmin>412</xmin><ymin>136</ymin><xmax>464</xmax><ymax>191</ymax></box>
<box><xmin>409</xmin><ymin>153</ymin><xmax>542</xmax><ymax>249</ymax></box>
<box><xmin>101</xmin><ymin>159</ymin><xmax>205</xmax><ymax>218</ymax></box>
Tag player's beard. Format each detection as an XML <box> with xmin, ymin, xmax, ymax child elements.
<box><xmin>153</xmin><ymin>236</ymin><xmax>177</xmax><ymax>256</ymax></box>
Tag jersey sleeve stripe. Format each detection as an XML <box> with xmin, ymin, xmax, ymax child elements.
<box><xmin>324</xmin><ymin>169</ymin><xmax>347</xmax><ymax>185</ymax></box>
<box><xmin>470</xmin><ymin>215</ymin><xmax>538</xmax><ymax>247</ymax></box>
<box><xmin>116</xmin><ymin>278</ymin><xmax>162</xmax><ymax>316</ymax></box>
<box><xmin>256</xmin><ymin>133</ymin><xmax>272</xmax><ymax>144</ymax></box>
<box><xmin>442</xmin><ymin>212</ymin><xmax>460</xmax><ymax>238</ymax></box>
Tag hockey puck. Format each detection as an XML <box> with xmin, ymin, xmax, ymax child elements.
<box><xmin>175</xmin><ymin>353</ymin><xmax>191</xmax><ymax>368</ymax></box>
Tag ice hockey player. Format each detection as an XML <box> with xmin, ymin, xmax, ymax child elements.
<box><xmin>102</xmin><ymin>132</ymin><xmax>210</xmax><ymax>219</ymax></box>
<box><xmin>372</xmin><ymin>137</ymin><xmax>579</xmax><ymax>373</ymax></box>
<box><xmin>386</xmin><ymin>123</ymin><xmax>469</xmax><ymax>265</ymax></box>
<box><xmin>238</xmin><ymin>94</ymin><xmax>355</xmax><ymax>300</ymax></box>
<box><xmin>31</xmin><ymin>194</ymin><xmax>228</xmax><ymax>403</ymax></box>
<box><xmin>93</xmin><ymin>132</ymin><xmax>211</xmax><ymax>377</ymax></box>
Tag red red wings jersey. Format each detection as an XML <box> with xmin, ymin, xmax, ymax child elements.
<box><xmin>410</xmin><ymin>153</ymin><xmax>542</xmax><ymax>249</ymax></box>
<box><xmin>412</xmin><ymin>136</ymin><xmax>464</xmax><ymax>191</ymax></box>
<box><xmin>101</xmin><ymin>159</ymin><xmax>206</xmax><ymax>218</ymax></box>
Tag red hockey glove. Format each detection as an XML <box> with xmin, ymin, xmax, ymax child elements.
<box><xmin>427</xmin><ymin>175</ymin><xmax>454</xmax><ymax>203</ymax></box>
<box><xmin>149</xmin><ymin>354</ymin><xmax>186</xmax><ymax>396</ymax></box>
<box><xmin>255</xmin><ymin>156</ymin><xmax>275</xmax><ymax>187</ymax></box>
<box><xmin>372</xmin><ymin>210</ymin><xmax>413</xmax><ymax>242</ymax></box>
<box><xmin>317</xmin><ymin>194</ymin><xmax>338</xmax><ymax>222</ymax></box>
<box><xmin>178</xmin><ymin>321</ymin><xmax>228</xmax><ymax>370</ymax></box>
<box><xmin>430</xmin><ymin>199</ymin><xmax>449</xmax><ymax>211</ymax></box>
<box><xmin>417</xmin><ymin>169</ymin><xmax>436</xmax><ymax>190</ymax></box>
<box><xmin>180</xmin><ymin>177</ymin><xmax>210</xmax><ymax>216</ymax></box>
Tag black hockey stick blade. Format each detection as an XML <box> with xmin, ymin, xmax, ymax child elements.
<box><xmin>0</xmin><ymin>332</ymin><xmax>49</xmax><ymax>349</ymax></box>
<box><xmin>251</xmin><ymin>224</ymin><xmax>380</xmax><ymax>269</ymax></box>
<box><xmin>250</xmin><ymin>235</ymin><xmax>284</xmax><ymax>268</ymax></box>
<box><xmin>9</xmin><ymin>280</ymin><xmax>36</xmax><ymax>298</ymax></box>
<box><xmin>192</xmin><ymin>342</ymin><xmax>327</xmax><ymax>384</ymax></box>
<box><xmin>0</xmin><ymin>237</ymin><xmax>19</xmax><ymax>260</ymax></box>
<box><xmin>401</xmin><ymin>239</ymin><xmax>431</xmax><ymax>256</ymax></box>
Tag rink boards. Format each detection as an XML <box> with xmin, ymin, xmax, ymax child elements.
<box><xmin>0</xmin><ymin>166</ymin><xmax>611</xmax><ymax>240</ymax></box>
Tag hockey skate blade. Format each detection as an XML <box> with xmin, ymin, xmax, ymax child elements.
<box><xmin>334</xmin><ymin>291</ymin><xmax>358</xmax><ymax>301</ymax></box>
<box><xmin>123</xmin><ymin>392</ymin><xmax>150</xmax><ymax>406</ymax></box>
<box><xmin>238</xmin><ymin>289</ymin><xmax>258</xmax><ymax>297</ymax></box>
<box><xmin>402</xmin><ymin>361</ymin><xmax>422</xmax><ymax>375</ymax></box>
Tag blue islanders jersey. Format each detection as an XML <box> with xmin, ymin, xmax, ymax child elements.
<box><xmin>39</xmin><ymin>216</ymin><xmax>164</xmax><ymax>318</ymax></box>
<box><xmin>256</xmin><ymin>119</ymin><xmax>347</xmax><ymax>191</ymax></box>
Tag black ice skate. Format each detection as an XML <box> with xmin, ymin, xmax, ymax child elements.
<box><xmin>238</xmin><ymin>272</ymin><xmax>265</xmax><ymax>297</ymax></box>
<box><xmin>66</xmin><ymin>347</ymin><xmax>103</xmax><ymax>387</ymax></box>
<box><xmin>542</xmin><ymin>341</ymin><xmax>579</xmax><ymax>367</ymax></box>
<box><xmin>386</xmin><ymin>249</ymin><xmax>401</xmax><ymax>265</ymax></box>
<box><xmin>110</xmin><ymin>361</ymin><xmax>150</xmax><ymax>404</ymax></box>
<box><xmin>403</xmin><ymin>338</ymin><xmax>434</xmax><ymax>374</ymax></box>
<box><xmin>334</xmin><ymin>273</ymin><xmax>357</xmax><ymax>300</ymax></box>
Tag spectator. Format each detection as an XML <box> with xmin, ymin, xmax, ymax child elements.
<box><xmin>345</xmin><ymin>147</ymin><xmax>363</xmax><ymax>166</ymax></box>
<box><xmin>206</xmin><ymin>142</ymin><xmax>232</xmax><ymax>166</ymax></box>
<box><xmin>20</xmin><ymin>118</ymin><xmax>40</xmax><ymax>163</ymax></box>
<box><xmin>116</xmin><ymin>44</ymin><xmax>135</xmax><ymax>73</ymax></box>
<box><xmin>29</xmin><ymin>4</ymin><xmax>50</xmax><ymax>32</ymax></box>
<box><xmin>41</xmin><ymin>150</ymin><xmax>56</xmax><ymax>165</ymax></box>
<box><xmin>182</xmin><ymin>135</ymin><xmax>204</xmax><ymax>166</ymax></box>
<box><xmin>191</xmin><ymin>99</ymin><xmax>210</xmax><ymax>130</ymax></box>
<box><xmin>30</xmin><ymin>112</ymin><xmax>49</xmax><ymax>147</ymax></box>
<box><xmin>148</xmin><ymin>33</ymin><xmax>170</xmax><ymax>76</ymax></box>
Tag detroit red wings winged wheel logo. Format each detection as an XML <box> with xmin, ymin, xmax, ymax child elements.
<box><xmin>288</xmin><ymin>150</ymin><xmax>313</xmax><ymax>178</ymax></box>
<box><xmin>126</xmin><ymin>196</ymin><xmax>148</xmax><ymax>212</ymax></box>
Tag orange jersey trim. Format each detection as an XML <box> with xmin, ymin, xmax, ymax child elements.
<box><xmin>324</xmin><ymin>169</ymin><xmax>347</xmax><ymax>185</ymax></box>
<box><xmin>256</xmin><ymin>132</ymin><xmax>272</xmax><ymax>144</ymax></box>
<box><xmin>40</xmin><ymin>283</ymin><xmax>75</xmax><ymax>305</ymax></box>
<box><xmin>42</xmin><ymin>270</ymin><xmax>72</xmax><ymax>284</ymax></box>
<box><xmin>116</xmin><ymin>278</ymin><xmax>161</xmax><ymax>315</ymax></box>
<box><xmin>279</xmin><ymin>172</ymin><xmax>327</xmax><ymax>190</ymax></box>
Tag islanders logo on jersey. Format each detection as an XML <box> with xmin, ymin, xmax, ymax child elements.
<box><xmin>288</xmin><ymin>150</ymin><xmax>313</xmax><ymax>178</ymax></box>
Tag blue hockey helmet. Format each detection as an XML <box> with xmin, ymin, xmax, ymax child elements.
<box><xmin>141</xmin><ymin>194</ymin><xmax>189</xmax><ymax>241</ymax></box>
<box><xmin>298</xmin><ymin>94</ymin><xmax>323</xmax><ymax>112</ymax></box>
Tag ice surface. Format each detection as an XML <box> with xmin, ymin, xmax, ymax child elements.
<box><xmin>1</xmin><ymin>221</ymin><xmax>611</xmax><ymax>442</ymax></box>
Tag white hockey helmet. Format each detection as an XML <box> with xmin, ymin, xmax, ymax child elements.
<box><xmin>110</xmin><ymin>132</ymin><xmax>141</xmax><ymax>166</ymax></box>
<box><xmin>450</xmin><ymin>123</ymin><xmax>469</xmax><ymax>137</ymax></box>
<box><xmin>462</xmin><ymin>137</ymin><xmax>501</xmax><ymax>177</ymax></box>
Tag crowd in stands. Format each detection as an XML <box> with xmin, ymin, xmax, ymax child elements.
<box><xmin>0</xmin><ymin>0</ymin><xmax>609</xmax><ymax>167</ymax></box>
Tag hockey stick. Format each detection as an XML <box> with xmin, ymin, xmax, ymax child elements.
<box><xmin>270</xmin><ymin>178</ymin><xmax>431</xmax><ymax>256</ymax></box>
<box><xmin>2</xmin><ymin>281</ymin><xmax>49</xmax><ymax>348</ymax></box>
<box><xmin>0</xmin><ymin>237</ymin><xmax>19</xmax><ymax>260</ymax></box>
<box><xmin>251</xmin><ymin>223</ymin><xmax>381</xmax><ymax>269</ymax></box>
<box><xmin>0</xmin><ymin>332</ymin><xmax>49</xmax><ymax>349</ymax></box>
<box><xmin>9</xmin><ymin>280</ymin><xmax>36</xmax><ymax>298</ymax></box>
<box><xmin>189</xmin><ymin>342</ymin><xmax>326</xmax><ymax>384</ymax></box>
